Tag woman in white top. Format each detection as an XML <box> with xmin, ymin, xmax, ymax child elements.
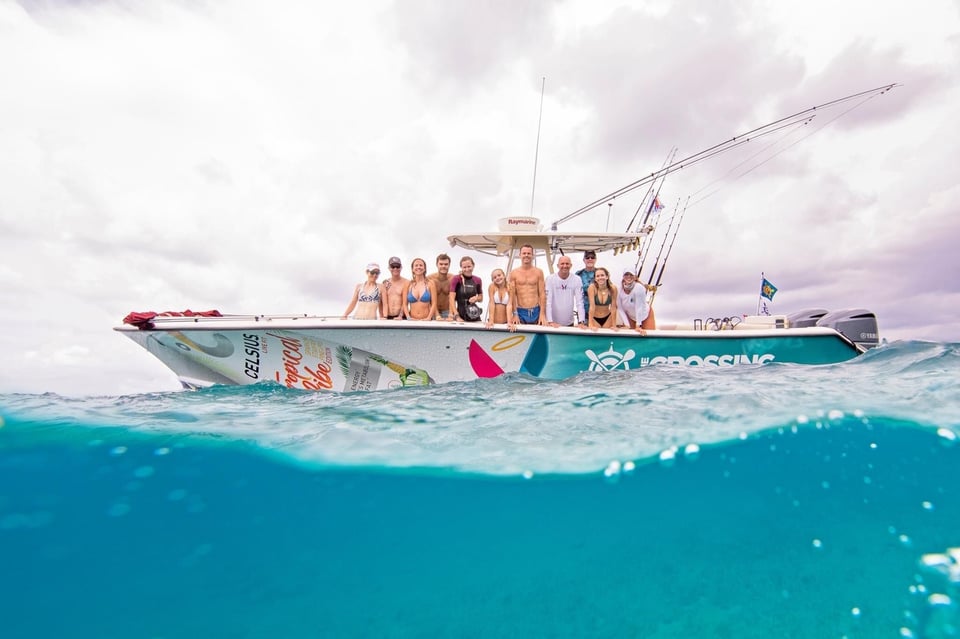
<box><xmin>617</xmin><ymin>269</ymin><xmax>652</xmax><ymax>333</ymax></box>
<box><xmin>342</xmin><ymin>263</ymin><xmax>384</xmax><ymax>320</ymax></box>
<box><xmin>485</xmin><ymin>268</ymin><xmax>510</xmax><ymax>327</ymax></box>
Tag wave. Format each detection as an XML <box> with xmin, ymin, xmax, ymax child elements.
<box><xmin>1</xmin><ymin>339</ymin><xmax>958</xmax><ymax>475</ymax></box>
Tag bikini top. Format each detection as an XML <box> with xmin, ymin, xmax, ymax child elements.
<box><xmin>358</xmin><ymin>283</ymin><xmax>381</xmax><ymax>303</ymax></box>
<box><xmin>492</xmin><ymin>288</ymin><xmax>509</xmax><ymax>306</ymax></box>
<box><xmin>593</xmin><ymin>288</ymin><xmax>612</xmax><ymax>308</ymax></box>
<box><xmin>407</xmin><ymin>284</ymin><xmax>432</xmax><ymax>303</ymax></box>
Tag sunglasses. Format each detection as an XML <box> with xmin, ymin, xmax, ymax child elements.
<box><xmin>389</xmin><ymin>265</ymin><xmax>402</xmax><ymax>269</ymax></box>
<box><xmin>369</xmin><ymin>270</ymin><xmax>380</xmax><ymax>275</ymax></box>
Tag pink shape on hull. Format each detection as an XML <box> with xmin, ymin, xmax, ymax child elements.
<box><xmin>468</xmin><ymin>339</ymin><xmax>505</xmax><ymax>378</ymax></box>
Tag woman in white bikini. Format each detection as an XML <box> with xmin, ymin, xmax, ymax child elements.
<box><xmin>342</xmin><ymin>263</ymin><xmax>383</xmax><ymax>319</ymax></box>
<box><xmin>402</xmin><ymin>257</ymin><xmax>437</xmax><ymax>321</ymax></box>
<box><xmin>485</xmin><ymin>268</ymin><xmax>510</xmax><ymax>327</ymax></box>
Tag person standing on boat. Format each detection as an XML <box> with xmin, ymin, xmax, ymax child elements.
<box><xmin>587</xmin><ymin>267</ymin><xmax>619</xmax><ymax>330</ymax></box>
<box><xmin>545</xmin><ymin>256</ymin><xmax>586</xmax><ymax>328</ymax></box>
<box><xmin>402</xmin><ymin>257</ymin><xmax>438</xmax><ymax>321</ymax></box>
<box><xmin>485</xmin><ymin>268</ymin><xmax>511</xmax><ymax>329</ymax></box>
<box><xmin>575</xmin><ymin>250</ymin><xmax>598</xmax><ymax>321</ymax></box>
<box><xmin>449</xmin><ymin>256</ymin><xmax>483</xmax><ymax>322</ymax></box>
<box><xmin>382</xmin><ymin>256</ymin><xmax>409</xmax><ymax>320</ymax></box>
<box><xmin>507</xmin><ymin>244</ymin><xmax>546</xmax><ymax>327</ymax></box>
<box><xmin>342</xmin><ymin>263</ymin><xmax>384</xmax><ymax>320</ymax></box>
<box><xmin>617</xmin><ymin>269</ymin><xmax>656</xmax><ymax>333</ymax></box>
<box><xmin>428</xmin><ymin>253</ymin><xmax>453</xmax><ymax>320</ymax></box>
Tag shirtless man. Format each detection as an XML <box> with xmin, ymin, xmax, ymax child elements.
<box><xmin>382</xmin><ymin>256</ymin><xmax>409</xmax><ymax>319</ymax></box>
<box><xmin>427</xmin><ymin>253</ymin><xmax>453</xmax><ymax>320</ymax></box>
<box><xmin>507</xmin><ymin>244</ymin><xmax>546</xmax><ymax>327</ymax></box>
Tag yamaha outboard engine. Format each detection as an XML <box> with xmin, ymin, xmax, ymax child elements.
<box><xmin>816</xmin><ymin>308</ymin><xmax>880</xmax><ymax>351</ymax></box>
<box><xmin>786</xmin><ymin>308</ymin><xmax>829</xmax><ymax>328</ymax></box>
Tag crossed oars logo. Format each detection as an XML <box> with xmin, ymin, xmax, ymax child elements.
<box><xmin>585</xmin><ymin>342</ymin><xmax>636</xmax><ymax>371</ymax></box>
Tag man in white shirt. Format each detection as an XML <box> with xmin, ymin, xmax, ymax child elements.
<box><xmin>617</xmin><ymin>269</ymin><xmax>655</xmax><ymax>332</ymax></box>
<box><xmin>545</xmin><ymin>256</ymin><xmax>586</xmax><ymax>328</ymax></box>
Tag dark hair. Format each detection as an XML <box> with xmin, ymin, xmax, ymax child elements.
<box><xmin>594</xmin><ymin>267</ymin><xmax>611</xmax><ymax>288</ymax></box>
<box><xmin>436</xmin><ymin>253</ymin><xmax>451</xmax><ymax>264</ymax></box>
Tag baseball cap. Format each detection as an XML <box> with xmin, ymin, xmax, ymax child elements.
<box><xmin>388</xmin><ymin>256</ymin><xmax>402</xmax><ymax>267</ymax></box>
<box><xmin>366</xmin><ymin>262</ymin><xmax>380</xmax><ymax>272</ymax></box>
<box><xmin>622</xmin><ymin>268</ymin><xmax>636</xmax><ymax>278</ymax></box>
<box><xmin>583</xmin><ymin>250</ymin><xmax>597</xmax><ymax>259</ymax></box>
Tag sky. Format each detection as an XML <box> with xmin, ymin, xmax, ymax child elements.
<box><xmin>1</xmin><ymin>0</ymin><xmax>958</xmax><ymax>396</ymax></box>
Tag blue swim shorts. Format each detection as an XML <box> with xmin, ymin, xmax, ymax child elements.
<box><xmin>517</xmin><ymin>307</ymin><xmax>540</xmax><ymax>324</ymax></box>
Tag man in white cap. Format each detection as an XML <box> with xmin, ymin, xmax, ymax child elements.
<box><xmin>617</xmin><ymin>269</ymin><xmax>657</xmax><ymax>332</ymax></box>
<box><xmin>545</xmin><ymin>255</ymin><xmax>586</xmax><ymax>328</ymax></box>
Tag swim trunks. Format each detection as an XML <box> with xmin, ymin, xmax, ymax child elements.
<box><xmin>516</xmin><ymin>307</ymin><xmax>540</xmax><ymax>324</ymax></box>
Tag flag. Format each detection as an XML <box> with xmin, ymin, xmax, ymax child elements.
<box><xmin>760</xmin><ymin>278</ymin><xmax>778</xmax><ymax>301</ymax></box>
<box><xmin>652</xmin><ymin>197</ymin><xmax>664</xmax><ymax>212</ymax></box>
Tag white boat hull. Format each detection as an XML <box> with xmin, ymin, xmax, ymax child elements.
<box><xmin>116</xmin><ymin>316</ymin><xmax>867</xmax><ymax>392</ymax></box>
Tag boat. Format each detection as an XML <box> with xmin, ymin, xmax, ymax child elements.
<box><xmin>115</xmin><ymin>216</ymin><xmax>879</xmax><ymax>392</ymax></box>
<box><xmin>116</xmin><ymin>85</ymin><xmax>895</xmax><ymax>392</ymax></box>
<box><xmin>116</xmin><ymin>301</ymin><xmax>878</xmax><ymax>393</ymax></box>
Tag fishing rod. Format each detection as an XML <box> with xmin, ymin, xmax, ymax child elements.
<box><xmin>632</xmin><ymin>186</ymin><xmax>670</xmax><ymax>274</ymax></box>
<box><xmin>553</xmin><ymin>116</ymin><xmax>816</xmax><ymax>227</ymax></box>
<box><xmin>639</xmin><ymin>198</ymin><xmax>680</xmax><ymax>287</ymax></box>
<box><xmin>623</xmin><ymin>150</ymin><xmax>675</xmax><ymax>274</ymax></box>
<box><xmin>687</xmin><ymin>80</ymin><xmax>888</xmax><ymax>209</ymax></box>
<box><xmin>686</xmin><ymin>116</ymin><xmax>814</xmax><ymax>205</ymax></box>
<box><xmin>649</xmin><ymin>196</ymin><xmax>690</xmax><ymax>299</ymax></box>
<box><xmin>623</xmin><ymin>147</ymin><xmax>676</xmax><ymax>233</ymax></box>
<box><xmin>634</xmin><ymin>203</ymin><xmax>663</xmax><ymax>273</ymax></box>
<box><xmin>630</xmin><ymin>167</ymin><xmax>671</xmax><ymax>263</ymax></box>
<box><xmin>550</xmin><ymin>83</ymin><xmax>899</xmax><ymax>229</ymax></box>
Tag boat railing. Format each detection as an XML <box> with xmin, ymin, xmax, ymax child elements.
<box><xmin>126</xmin><ymin>313</ymin><xmax>342</xmax><ymax>326</ymax></box>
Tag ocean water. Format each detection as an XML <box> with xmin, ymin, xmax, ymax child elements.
<box><xmin>2</xmin><ymin>340</ymin><xmax>959</xmax><ymax>638</ymax></box>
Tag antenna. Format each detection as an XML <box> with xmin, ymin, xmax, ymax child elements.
<box><xmin>530</xmin><ymin>76</ymin><xmax>546</xmax><ymax>217</ymax></box>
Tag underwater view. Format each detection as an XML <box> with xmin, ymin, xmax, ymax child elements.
<box><xmin>2</xmin><ymin>339</ymin><xmax>959</xmax><ymax>638</ymax></box>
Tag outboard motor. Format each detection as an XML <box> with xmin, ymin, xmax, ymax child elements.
<box><xmin>786</xmin><ymin>308</ymin><xmax>829</xmax><ymax>328</ymax></box>
<box><xmin>816</xmin><ymin>308</ymin><xmax>880</xmax><ymax>351</ymax></box>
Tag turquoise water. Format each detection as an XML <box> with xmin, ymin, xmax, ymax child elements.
<box><xmin>2</xmin><ymin>340</ymin><xmax>959</xmax><ymax>638</ymax></box>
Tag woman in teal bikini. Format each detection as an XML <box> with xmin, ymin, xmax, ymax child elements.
<box><xmin>402</xmin><ymin>257</ymin><xmax>437</xmax><ymax>321</ymax></box>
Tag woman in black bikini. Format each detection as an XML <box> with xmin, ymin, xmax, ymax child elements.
<box><xmin>587</xmin><ymin>267</ymin><xmax>619</xmax><ymax>330</ymax></box>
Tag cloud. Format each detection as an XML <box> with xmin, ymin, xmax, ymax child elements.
<box><xmin>0</xmin><ymin>0</ymin><xmax>958</xmax><ymax>395</ymax></box>
<box><xmin>389</xmin><ymin>0</ymin><xmax>558</xmax><ymax>92</ymax></box>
